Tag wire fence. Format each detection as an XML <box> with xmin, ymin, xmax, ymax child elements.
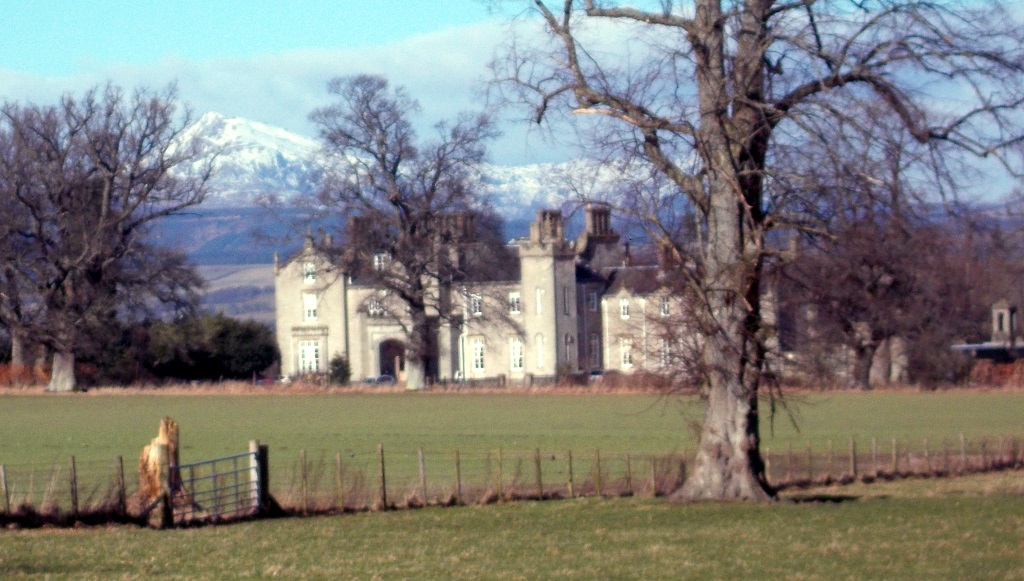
<box><xmin>1</xmin><ymin>433</ymin><xmax>1021</xmax><ymax>527</ymax></box>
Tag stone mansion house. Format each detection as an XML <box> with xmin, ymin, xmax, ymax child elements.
<box><xmin>274</xmin><ymin>205</ymin><xmax>684</xmax><ymax>385</ymax></box>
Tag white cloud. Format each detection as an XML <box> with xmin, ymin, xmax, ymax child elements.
<box><xmin>0</xmin><ymin>19</ymin><xmax>572</xmax><ymax>166</ymax></box>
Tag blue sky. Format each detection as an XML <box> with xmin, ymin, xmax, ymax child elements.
<box><xmin>0</xmin><ymin>1</ymin><xmax>567</xmax><ymax>165</ymax></box>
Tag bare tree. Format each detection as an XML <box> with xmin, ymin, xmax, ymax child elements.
<box><xmin>494</xmin><ymin>0</ymin><xmax>1024</xmax><ymax>500</ymax></box>
<box><xmin>0</xmin><ymin>84</ymin><xmax>213</xmax><ymax>392</ymax></box>
<box><xmin>308</xmin><ymin>75</ymin><xmax>512</xmax><ymax>389</ymax></box>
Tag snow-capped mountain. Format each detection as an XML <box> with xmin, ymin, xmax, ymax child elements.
<box><xmin>180</xmin><ymin>112</ymin><xmax>617</xmax><ymax>214</ymax></box>
<box><xmin>180</xmin><ymin>112</ymin><xmax>325</xmax><ymax>206</ymax></box>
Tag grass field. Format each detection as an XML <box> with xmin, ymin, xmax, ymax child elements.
<box><xmin>1</xmin><ymin>390</ymin><xmax>1023</xmax><ymax>578</ymax></box>
<box><xmin>1</xmin><ymin>390</ymin><xmax>1023</xmax><ymax>504</ymax></box>
<box><xmin>2</xmin><ymin>390</ymin><xmax>1023</xmax><ymax>466</ymax></box>
<box><xmin>1</xmin><ymin>471</ymin><xmax>1022</xmax><ymax>579</ymax></box>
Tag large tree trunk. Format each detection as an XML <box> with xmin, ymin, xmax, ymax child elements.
<box><xmin>852</xmin><ymin>344</ymin><xmax>876</xmax><ymax>391</ymax></box>
<box><xmin>670</xmin><ymin>0</ymin><xmax>775</xmax><ymax>502</ymax></box>
<box><xmin>9</xmin><ymin>329</ymin><xmax>30</xmax><ymax>386</ymax></box>
<box><xmin>48</xmin><ymin>350</ymin><xmax>78</xmax><ymax>392</ymax></box>
<box><xmin>671</xmin><ymin>187</ymin><xmax>774</xmax><ymax>502</ymax></box>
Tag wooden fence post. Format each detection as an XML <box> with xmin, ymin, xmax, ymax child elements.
<box><xmin>0</xmin><ymin>464</ymin><xmax>9</xmax><ymax>514</ymax></box>
<box><xmin>649</xmin><ymin>456</ymin><xmax>658</xmax><ymax>497</ymax></box>
<box><xmin>534</xmin><ymin>448</ymin><xmax>543</xmax><ymax>499</ymax></box>
<box><xmin>786</xmin><ymin>444</ymin><xmax>793</xmax><ymax>484</ymax></box>
<box><xmin>871</xmin><ymin>437</ymin><xmax>878</xmax><ymax>478</ymax></box>
<box><xmin>765</xmin><ymin>448</ymin><xmax>772</xmax><ymax>483</ymax></box>
<box><xmin>157</xmin><ymin>443</ymin><xmax>173</xmax><ymax>528</ymax></box>
<box><xmin>923</xmin><ymin>439</ymin><xmax>931</xmax><ymax>474</ymax></box>
<box><xmin>377</xmin><ymin>444</ymin><xmax>387</xmax><ymax>509</ymax></box>
<box><xmin>418</xmin><ymin>448</ymin><xmax>427</xmax><ymax>504</ymax></box>
<box><xmin>69</xmin><ymin>456</ymin><xmax>79</xmax><ymax>520</ymax></box>
<box><xmin>594</xmin><ymin>450</ymin><xmax>603</xmax><ymax>498</ymax></box>
<box><xmin>849</xmin><ymin>437</ymin><xmax>857</xmax><ymax>480</ymax></box>
<box><xmin>115</xmin><ymin>455</ymin><xmax>127</xmax><ymax>517</ymax></box>
<box><xmin>625</xmin><ymin>454</ymin><xmax>633</xmax><ymax>496</ymax></box>
<box><xmin>335</xmin><ymin>452</ymin><xmax>344</xmax><ymax>511</ymax></box>
<box><xmin>959</xmin><ymin>433</ymin><xmax>967</xmax><ymax>473</ymax></box>
<box><xmin>827</xmin><ymin>441</ymin><xmax>834</xmax><ymax>482</ymax></box>
<box><xmin>299</xmin><ymin>449</ymin><xmax>308</xmax><ymax>515</ymax></box>
<box><xmin>497</xmin><ymin>448</ymin><xmax>504</xmax><ymax>501</ymax></box>
<box><xmin>891</xmin><ymin>438</ymin><xmax>898</xmax><ymax>475</ymax></box>
<box><xmin>567</xmin><ymin>450</ymin><xmax>575</xmax><ymax>499</ymax></box>
<box><xmin>454</xmin><ymin>451</ymin><xmax>462</xmax><ymax>505</ymax></box>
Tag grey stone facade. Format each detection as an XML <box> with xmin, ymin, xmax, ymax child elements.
<box><xmin>274</xmin><ymin>206</ymin><xmax>680</xmax><ymax>384</ymax></box>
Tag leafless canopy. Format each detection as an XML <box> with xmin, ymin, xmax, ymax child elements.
<box><xmin>0</xmin><ymin>84</ymin><xmax>214</xmax><ymax>391</ymax></box>
<box><xmin>308</xmin><ymin>75</ymin><xmax>512</xmax><ymax>389</ymax></box>
<box><xmin>492</xmin><ymin>0</ymin><xmax>1024</xmax><ymax>501</ymax></box>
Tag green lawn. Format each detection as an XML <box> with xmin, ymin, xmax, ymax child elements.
<box><xmin>1</xmin><ymin>471</ymin><xmax>1022</xmax><ymax>579</ymax></box>
<box><xmin>1</xmin><ymin>391</ymin><xmax>1022</xmax><ymax>579</ymax></box>
<box><xmin>1</xmin><ymin>390</ymin><xmax>1022</xmax><ymax>506</ymax></box>
<box><xmin>2</xmin><ymin>390</ymin><xmax>1022</xmax><ymax>465</ymax></box>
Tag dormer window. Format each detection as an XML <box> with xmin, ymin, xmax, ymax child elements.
<box><xmin>470</xmin><ymin>294</ymin><xmax>483</xmax><ymax>317</ymax></box>
<box><xmin>302</xmin><ymin>262</ymin><xmax>316</xmax><ymax>284</ymax></box>
<box><xmin>372</xmin><ymin>253</ymin><xmax>391</xmax><ymax>271</ymax></box>
<box><xmin>620</xmin><ymin>298</ymin><xmax>630</xmax><ymax>319</ymax></box>
<box><xmin>368</xmin><ymin>300</ymin><xmax>386</xmax><ymax>317</ymax></box>
<box><xmin>509</xmin><ymin>292</ymin><xmax>521</xmax><ymax>314</ymax></box>
<box><xmin>660</xmin><ymin>296</ymin><xmax>670</xmax><ymax>317</ymax></box>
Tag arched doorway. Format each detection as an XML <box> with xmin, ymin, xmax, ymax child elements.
<box><xmin>379</xmin><ymin>339</ymin><xmax>406</xmax><ymax>380</ymax></box>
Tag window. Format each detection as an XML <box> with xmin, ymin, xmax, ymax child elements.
<box><xmin>302</xmin><ymin>262</ymin><xmax>316</xmax><ymax>284</ymax></box>
<box><xmin>536</xmin><ymin>334</ymin><xmax>545</xmax><ymax>370</ymax></box>
<box><xmin>472</xmin><ymin>338</ymin><xmax>485</xmax><ymax>371</ymax></box>
<box><xmin>620</xmin><ymin>298</ymin><xmax>630</xmax><ymax>319</ymax></box>
<box><xmin>470</xmin><ymin>294</ymin><xmax>483</xmax><ymax>317</ymax></box>
<box><xmin>562</xmin><ymin>287</ymin><xmax>571</xmax><ymax>316</ymax></box>
<box><xmin>298</xmin><ymin>340</ymin><xmax>320</xmax><ymax>373</ymax></box>
<box><xmin>303</xmin><ymin>293</ymin><xmax>318</xmax><ymax>321</ymax></box>
<box><xmin>368</xmin><ymin>300</ymin><xmax>385</xmax><ymax>317</ymax></box>
<box><xmin>589</xmin><ymin>333</ymin><xmax>601</xmax><ymax>366</ymax></box>
<box><xmin>509</xmin><ymin>292</ymin><xmax>521</xmax><ymax>314</ymax></box>
<box><xmin>510</xmin><ymin>336</ymin><xmax>524</xmax><ymax>371</ymax></box>
<box><xmin>660</xmin><ymin>338</ymin><xmax>672</xmax><ymax>367</ymax></box>
<box><xmin>621</xmin><ymin>338</ymin><xmax>634</xmax><ymax>368</ymax></box>
<box><xmin>660</xmin><ymin>296</ymin><xmax>670</xmax><ymax>317</ymax></box>
<box><xmin>587</xmin><ymin>290</ymin><xmax>599</xmax><ymax>312</ymax></box>
<box><xmin>372</xmin><ymin>252</ymin><xmax>390</xmax><ymax>271</ymax></box>
<box><xmin>536</xmin><ymin>288</ymin><xmax>544</xmax><ymax>316</ymax></box>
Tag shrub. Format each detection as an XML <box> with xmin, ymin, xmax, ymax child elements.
<box><xmin>329</xmin><ymin>355</ymin><xmax>351</xmax><ymax>385</ymax></box>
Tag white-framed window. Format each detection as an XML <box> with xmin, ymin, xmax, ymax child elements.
<box><xmin>509</xmin><ymin>292</ymin><xmax>521</xmax><ymax>314</ymax></box>
<box><xmin>564</xmin><ymin>333</ymin><xmax>574</xmax><ymax>352</ymax></box>
<box><xmin>298</xmin><ymin>340</ymin><xmax>320</xmax><ymax>372</ymax></box>
<box><xmin>302</xmin><ymin>261</ymin><xmax>316</xmax><ymax>284</ymax></box>
<box><xmin>620</xmin><ymin>298</ymin><xmax>630</xmax><ymax>319</ymax></box>
<box><xmin>620</xmin><ymin>338</ymin><xmax>634</xmax><ymax>368</ymax></box>
<box><xmin>562</xmin><ymin>287</ymin><xmax>571</xmax><ymax>316</ymax></box>
<box><xmin>472</xmin><ymin>338</ymin><xmax>485</xmax><ymax>371</ymax></box>
<box><xmin>510</xmin><ymin>336</ymin><xmax>524</xmax><ymax>371</ymax></box>
<box><xmin>660</xmin><ymin>296</ymin><xmax>671</xmax><ymax>317</ymax></box>
<box><xmin>660</xmin><ymin>338</ymin><xmax>672</xmax><ymax>367</ymax></box>
<box><xmin>587</xmin><ymin>290</ymin><xmax>599</xmax><ymax>312</ymax></box>
<box><xmin>372</xmin><ymin>252</ymin><xmax>390</xmax><ymax>271</ymax></box>
<box><xmin>470</xmin><ymin>294</ymin><xmax>483</xmax><ymax>317</ymax></box>
<box><xmin>589</xmin><ymin>333</ymin><xmax>601</xmax><ymax>366</ymax></box>
<box><xmin>368</xmin><ymin>300</ymin><xmax>385</xmax><ymax>317</ymax></box>
<box><xmin>536</xmin><ymin>288</ymin><xmax>544</xmax><ymax>316</ymax></box>
<box><xmin>536</xmin><ymin>334</ymin><xmax>545</xmax><ymax>370</ymax></box>
<box><xmin>303</xmin><ymin>293</ymin><xmax>318</xmax><ymax>321</ymax></box>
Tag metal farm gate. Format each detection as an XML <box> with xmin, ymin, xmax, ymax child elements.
<box><xmin>168</xmin><ymin>442</ymin><xmax>269</xmax><ymax>526</ymax></box>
